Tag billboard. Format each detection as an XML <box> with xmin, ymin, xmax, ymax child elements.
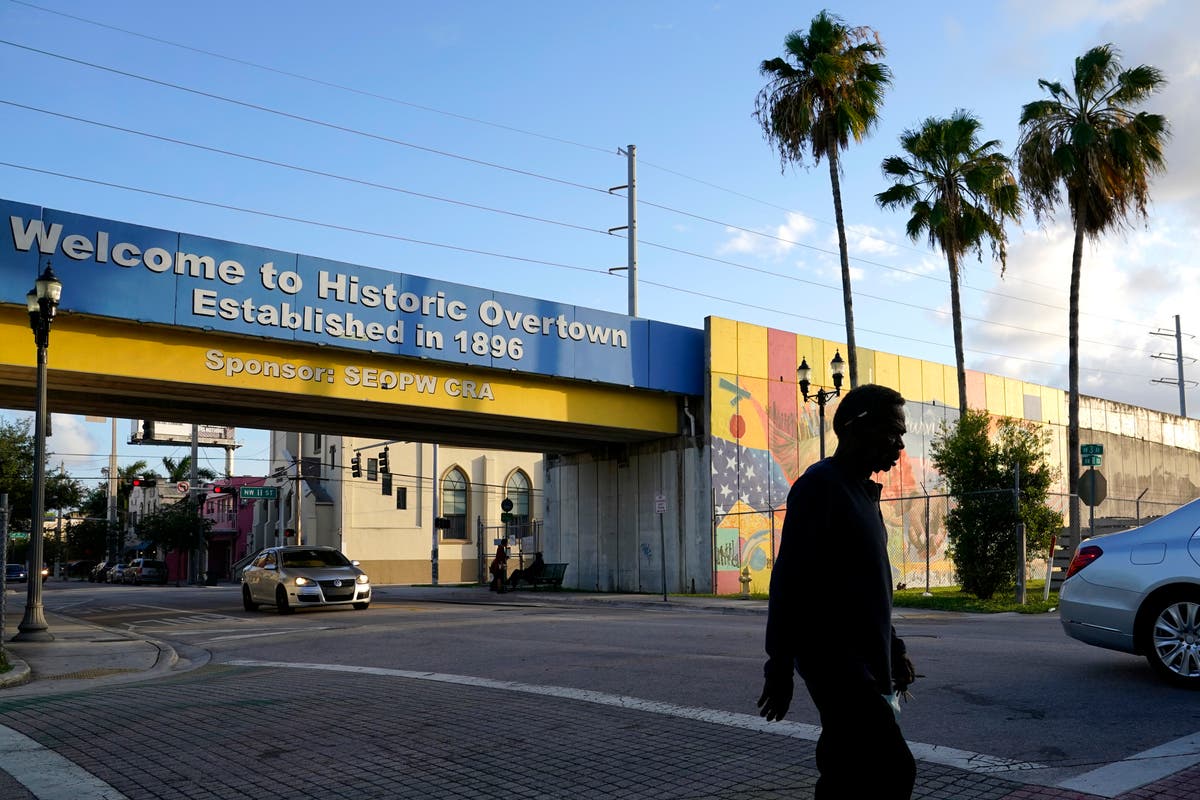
<box><xmin>130</xmin><ymin>420</ymin><xmax>238</xmax><ymax>447</ymax></box>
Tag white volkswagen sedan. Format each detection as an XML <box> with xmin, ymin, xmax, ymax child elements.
<box><xmin>242</xmin><ymin>546</ymin><xmax>370</xmax><ymax>614</ymax></box>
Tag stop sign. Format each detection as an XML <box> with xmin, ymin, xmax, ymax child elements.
<box><xmin>1077</xmin><ymin>470</ymin><xmax>1107</xmax><ymax>506</ymax></box>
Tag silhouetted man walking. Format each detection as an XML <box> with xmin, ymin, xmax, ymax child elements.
<box><xmin>758</xmin><ymin>384</ymin><xmax>917</xmax><ymax>798</ymax></box>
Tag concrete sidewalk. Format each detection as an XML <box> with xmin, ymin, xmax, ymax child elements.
<box><xmin>0</xmin><ymin>589</ymin><xmax>187</xmax><ymax>695</ymax></box>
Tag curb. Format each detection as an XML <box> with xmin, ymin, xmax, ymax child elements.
<box><xmin>0</xmin><ymin>656</ymin><xmax>31</xmax><ymax>689</ymax></box>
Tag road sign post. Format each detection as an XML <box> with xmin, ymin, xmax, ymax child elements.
<box><xmin>655</xmin><ymin>493</ymin><xmax>667</xmax><ymax>603</ymax></box>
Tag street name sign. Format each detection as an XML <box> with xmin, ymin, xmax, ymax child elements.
<box><xmin>240</xmin><ymin>486</ymin><xmax>279</xmax><ymax>500</ymax></box>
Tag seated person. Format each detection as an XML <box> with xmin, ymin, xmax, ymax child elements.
<box><xmin>508</xmin><ymin>552</ymin><xmax>546</xmax><ymax>587</ymax></box>
<box><xmin>488</xmin><ymin>542</ymin><xmax>509</xmax><ymax>592</ymax></box>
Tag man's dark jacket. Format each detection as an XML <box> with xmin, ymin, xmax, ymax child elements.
<box><xmin>764</xmin><ymin>457</ymin><xmax>905</xmax><ymax>694</ymax></box>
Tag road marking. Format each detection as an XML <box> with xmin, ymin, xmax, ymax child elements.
<box><xmin>0</xmin><ymin>725</ymin><xmax>127</xmax><ymax>799</ymax></box>
<box><xmin>1057</xmin><ymin>731</ymin><xmax>1200</xmax><ymax>797</ymax></box>
<box><xmin>206</xmin><ymin>628</ymin><xmax>334</xmax><ymax>642</ymax></box>
<box><xmin>226</xmin><ymin>659</ymin><xmax>1044</xmax><ymax>776</ymax></box>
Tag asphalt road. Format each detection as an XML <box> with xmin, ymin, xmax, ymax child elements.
<box><xmin>5</xmin><ymin>581</ymin><xmax>1199</xmax><ymax>798</ymax></box>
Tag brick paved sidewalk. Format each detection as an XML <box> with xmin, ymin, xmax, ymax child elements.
<box><xmin>1</xmin><ymin>661</ymin><xmax>1197</xmax><ymax>799</ymax></box>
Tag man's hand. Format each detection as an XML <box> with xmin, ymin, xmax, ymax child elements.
<box><xmin>757</xmin><ymin>674</ymin><xmax>793</xmax><ymax>722</ymax></box>
<box><xmin>892</xmin><ymin>653</ymin><xmax>916</xmax><ymax>693</ymax></box>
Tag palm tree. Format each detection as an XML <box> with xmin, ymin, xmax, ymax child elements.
<box><xmin>115</xmin><ymin>460</ymin><xmax>150</xmax><ymax>511</ymax></box>
<box><xmin>1016</xmin><ymin>44</ymin><xmax>1168</xmax><ymax>543</ymax></box>
<box><xmin>876</xmin><ymin>111</ymin><xmax>1021</xmax><ymax>417</ymax></box>
<box><xmin>755</xmin><ymin>9</ymin><xmax>892</xmax><ymax>387</ymax></box>
<box><xmin>161</xmin><ymin>455</ymin><xmax>216</xmax><ymax>483</ymax></box>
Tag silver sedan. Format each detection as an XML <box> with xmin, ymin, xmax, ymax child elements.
<box><xmin>242</xmin><ymin>546</ymin><xmax>371</xmax><ymax>614</ymax></box>
<box><xmin>1059</xmin><ymin>498</ymin><xmax>1200</xmax><ymax>687</ymax></box>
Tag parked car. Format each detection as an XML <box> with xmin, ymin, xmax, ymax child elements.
<box><xmin>242</xmin><ymin>545</ymin><xmax>370</xmax><ymax>614</ymax></box>
<box><xmin>90</xmin><ymin>560</ymin><xmax>116</xmax><ymax>582</ymax></box>
<box><xmin>1059</xmin><ymin>497</ymin><xmax>1200</xmax><ymax>687</ymax></box>
<box><xmin>67</xmin><ymin>560</ymin><xmax>98</xmax><ymax>579</ymax></box>
<box><xmin>5</xmin><ymin>563</ymin><xmax>28</xmax><ymax>583</ymax></box>
<box><xmin>125</xmin><ymin>558</ymin><xmax>168</xmax><ymax>586</ymax></box>
<box><xmin>107</xmin><ymin>563</ymin><xmax>130</xmax><ymax>584</ymax></box>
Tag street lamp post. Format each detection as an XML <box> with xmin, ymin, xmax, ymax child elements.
<box><xmin>797</xmin><ymin>350</ymin><xmax>846</xmax><ymax>460</ymax></box>
<box><xmin>16</xmin><ymin>262</ymin><xmax>63</xmax><ymax>642</ymax></box>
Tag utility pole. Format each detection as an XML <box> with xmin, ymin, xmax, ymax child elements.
<box><xmin>191</xmin><ymin>423</ymin><xmax>200</xmax><ymax>584</ymax></box>
<box><xmin>607</xmin><ymin>144</ymin><xmax>638</xmax><ymax>317</ymax></box>
<box><xmin>1151</xmin><ymin>314</ymin><xmax>1195</xmax><ymax>416</ymax></box>
<box><xmin>107</xmin><ymin>417</ymin><xmax>118</xmax><ymax>563</ymax></box>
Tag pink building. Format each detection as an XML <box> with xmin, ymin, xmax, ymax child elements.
<box><xmin>200</xmin><ymin>476</ymin><xmax>266</xmax><ymax>582</ymax></box>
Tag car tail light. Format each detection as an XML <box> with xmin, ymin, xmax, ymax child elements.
<box><xmin>1065</xmin><ymin>545</ymin><xmax>1103</xmax><ymax>578</ymax></box>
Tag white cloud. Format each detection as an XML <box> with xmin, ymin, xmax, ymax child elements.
<box><xmin>965</xmin><ymin>210</ymin><xmax>1200</xmax><ymax>415</ymax></box>
<box><xmin>717</xmin><ymin>211</ymin><xmax>818</xmax><ymax>258</ymax></box>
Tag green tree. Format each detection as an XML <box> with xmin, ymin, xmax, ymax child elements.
<box><xmin>0</xmin><ymin>417</ymin><xmax>36</xmax><ymax>529</ymax></box>
<box><xmin>876</xmin><ymin>111</ymin><xmax>1021</xmax><ymax>416</ymax></box>
<box><xmin>1016</xmin><ymin>44</ymin><xmax>1168</xmax><ymax>544</ymax></box>
<box><xmin>68</xmin><ymin>486</ymin><xmax>111</xmax><ymax>563</ymax></box>
<box><xmin>137</xmin><ymin>498</ymin><xmax>211</xmax><ymax>555</ymax></box>
<box><xmin>931</xmin><ymin>409</ymin><xmax>1063</xmax><ymax>599</ymax></box>
<box><xmin>754</xmin><ymin>9</ymin><xmax>892</xmax><ymax>387</ymax></box>
<box><xmin>0</xmin><ymin>417</ymin><xmax>83</xmax><ymax>531</ymax></box>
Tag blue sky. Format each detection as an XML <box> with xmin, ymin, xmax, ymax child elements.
<box><xmin>2</xmin><ymin>0</ymin><xmax>1197</xmax><ymax>485</ymax></box>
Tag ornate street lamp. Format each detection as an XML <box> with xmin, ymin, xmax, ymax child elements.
<box><xmin>797</xmin><ymin>350</ymin><xmax>845</xmax><ymax>460</ymax></box>
<box><xmin>15</xmin><ymin>262</ymin><xmax>62</xmax><ymax>642</ymax></box>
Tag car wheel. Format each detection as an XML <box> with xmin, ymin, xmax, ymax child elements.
<box><xmin>242</xmin><ymin>586</ymin><xmax>259</xmax><ymax>612</ymax></box>
<box><xmin>353</xmin><ymin>602</ymin><xmax>369</xmax><ymax>610</ymax></box>
<box><xmin>275</xmin><ymin>586</ymin><xmax>293</xmax><ymax>615</ymax></box>
<box><xmin>1142</xmin><ymin>593</ymin><xmax>1200</xmax><ymax>688</ymax></box>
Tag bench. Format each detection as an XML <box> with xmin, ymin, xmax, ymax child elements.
<box><xmin>508</xmin><ymin>562</ymin><xmax>568</xmax><ymax>591</ymax></box>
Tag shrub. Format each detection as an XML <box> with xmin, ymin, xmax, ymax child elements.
<box><xmin>931</xmin><ymin>409</ymin><xmax>1062</xmax><ymax>599</ymax></box>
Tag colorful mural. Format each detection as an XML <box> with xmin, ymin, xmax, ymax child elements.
<box><xmin>708</xmin><ymin>318</ymin><xmax>970</xmax><ymax>594</ymax></box>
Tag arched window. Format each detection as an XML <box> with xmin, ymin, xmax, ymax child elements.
<box><xmin>442</xmin><ymin>467</ymin><xmax>469</xmax><ymax>540</ymax></box>
<box><xmin>505</xmin><ymin>470</ymin><xmax>532</xmax><ymax>535</ymax></box>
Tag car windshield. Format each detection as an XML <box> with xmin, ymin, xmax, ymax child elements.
<box><xmin>281</xmin><ymin>549</ymin><xmax>351</xmax><ymax>569</ymax></box>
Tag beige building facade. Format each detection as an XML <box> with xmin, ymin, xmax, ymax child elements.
<box><xmin>253</xmin><ymin>432</ymin><xmax>543</xmax><ymax>585</ymax></box>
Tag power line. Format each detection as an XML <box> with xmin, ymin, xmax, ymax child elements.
<box><xmin>0</xmin><ymin>100</ymin><xmax>614</xmax><ymax>238</ymax></box>
<box><xmin>0</xmin><ymin>6</ymin><xmax>1170</xmax><ymax>325</ymax></box>
<box><xmin>0</xmin><ymin>42</ymin><xmax>1161</xmax><ymax>336</ymax></box>
<box><xmin>0</xmin><ymin>102</ymin><xmax>1156</xmax><ymax>357</ymax></box>
<box><xmin>0</xmin><ymin>39</ymin><xmax>613</xmax><ymax>196</ymax></box>
<box><xmin>7</xmin><ymin>0</ymin><xmax>616</xmax><ymax>156</ymax></box>
<box><xmin>0</xmin><ymin>161</ymin><xmax>613</xmax><ymax>277</ymax></box>
<box><xmin>0</xmin><ymin>161</ymin><xmax>1163</xmax><ymax>382</ymax></box>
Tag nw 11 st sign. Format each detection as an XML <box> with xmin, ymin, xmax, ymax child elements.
<box><xmin>240</xmin><ymin>486</ymin><xmax>279</xmax><ymax>500</ymax></box>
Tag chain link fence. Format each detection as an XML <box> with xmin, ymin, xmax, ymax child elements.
<box><xmin>714</xmin><ymin>489</ymin><xmax>1191</xmax><ymax>595</ymax></box>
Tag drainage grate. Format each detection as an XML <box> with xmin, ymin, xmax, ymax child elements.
<box><xmin>47</xmin><ymin>668</ymin><xmax>139</xmax><ymax>680</ymax></box>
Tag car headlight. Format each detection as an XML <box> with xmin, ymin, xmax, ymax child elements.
<box><xmin>40</xmin><ymin>567</ymin><xmax>49</xmax><ymax>577</ymax></box>
<box><xmin>356</xmin><ymin>574</ymin><xmax>369</xmax><ymax>584</ymax></box>
<box><xmin>294</xmin><ymin>576</ymin><xmax>313</xmax><ymax>586</ymax></box>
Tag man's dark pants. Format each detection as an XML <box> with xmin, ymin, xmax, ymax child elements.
<box><xmin>805</xmin><ymin>679</ymin><xmax>915</xmax><ymax>799</ymax></box>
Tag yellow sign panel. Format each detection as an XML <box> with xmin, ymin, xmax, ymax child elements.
<box><xmin>0</xmin><ymin>311</ymin><xmax>678</xmax><ymax>435</ymax></box>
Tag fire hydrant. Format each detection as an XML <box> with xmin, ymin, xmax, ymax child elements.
<box><xmin>739</xmin><ymin>566</ymin><xmax>752</xmax><ymax>598</ymax></box>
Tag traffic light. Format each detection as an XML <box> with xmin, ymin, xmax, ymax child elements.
<box><xmin>379</xmin><ymin>447</ymin><xmax>389</xmax><ymax>474</ymax></box>
<box><xmin>351</xmin><ymin>453</ymin><xmax>362</xmax><ymax>478</ymax></box>
<box><xmin>131</xmin><ymin>475</ymin><xmax>157</xmax><ymax>488</ymax></box>
<box><xmin>210</xmin><ymin>484</ymin><xmax>231</xmax><ymax>494</ymax></box>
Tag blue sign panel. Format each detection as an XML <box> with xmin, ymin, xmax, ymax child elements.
<box><xmin>0</xmin><ymin>198</ymin><xmax>703</xmax><ymax>394</ymax></box>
